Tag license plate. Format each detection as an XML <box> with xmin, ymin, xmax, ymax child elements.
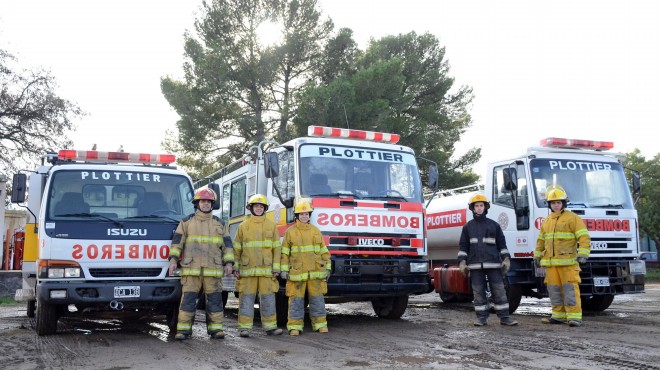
<box><xmin>114</xmin><ymin>286</ymin><xmax>140</xmax><ymax>298</ymax></box>
<box><xmin>593</xmin><ymin>277</ymin><xmax>610</xmax><ymax>287</ymax></box>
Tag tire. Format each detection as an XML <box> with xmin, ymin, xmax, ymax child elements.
<box><xmin>275</xmin><ymin>292</ymin><xmax>288</xmax><ymax>327</ymax></box>
<box><xmin>222</xmin><ymin>291</ymin><xmax>229</xmax><ymax>308</ymax></box>
<box><xmin>35</xmin><ymin>300</ymin><xmax>59</xmax><ymax>336</ymax></box>
<box><xmin>506</xmin><ymin>283</ymin><xmax>522</xmax><ymax>314</ymax></box>
<box><xmin>166</xmin><ymin>304</ymin><xmax>179</xmax><ymax>334</ymax></box>
<box><xmin>371</xmin><ymin>295</ymin><xmax>409</xmax><ymax>319</ymax></box>
<box><xmin>438</xmin><ymin>291</ymin><xmax>458</xmax><ymax>303</ymax></box>
<box><xmin>581</xmin><ymin>294</ymin><xmax>615</xmax><ymax>312</ymax></box>
<box><xmin>27</xmin><ymin>300</ymin><xmax>36</xmax><ymax>318</ymax></box>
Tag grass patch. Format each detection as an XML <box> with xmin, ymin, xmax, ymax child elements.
<box><xmin>646</xmin><ymin>268</ymin><xmax>660</xmax><ymax>282</ymax></box>
<box><xmin>0</xmin><ymin>296</ymin><xmax>18</xmax><ymax>305</ymax></box>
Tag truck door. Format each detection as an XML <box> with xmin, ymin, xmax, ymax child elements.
<box><xmin>489</xmin><ymin>162</ymin><xmax>531</xmax><ymax>256</ymax></box>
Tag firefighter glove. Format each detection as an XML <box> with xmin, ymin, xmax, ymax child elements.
<box><xmin>325</xmin><ymin>270</ymin><xmax>331</xmax><ymax>281</ymax></box>
<box><xmin>501</xmin><ymin>258</ymin><xmax>511</xmax><ymax>274</ymax></box>
<box><xmin>577</xmin><ymin>256</ymin><xmax>587</xmax><ymax>264</ymax></box>
<box><xmin>280</xmin><ymin>272</ymin><xmax>289</xmax><ymax>280</ymax></box>
<box><xmin>459</xmin><ymin>260</ymin><xmax>468</xmax><ymax>277</ymax></box>
<box><xmin>168</xmin><ymin>261</ymin><xmax>178</xmax><ymax>276</ymax></box>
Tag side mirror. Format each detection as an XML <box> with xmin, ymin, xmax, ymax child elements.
<box><xmin>428</xmin><ymin>165</ymin><xmax>439</xmax><ymax>190</ymax></box>
<box><xmin>632</xmin><ymin>171</ymin><xmax>641</xmax><ymax>195</ymax></box>
<box><xmin>283</xmin><ymin>197</ymin><xmax>294</xmax><ymax>209</ymax></box>
<box><xmin>264</xmin><ymin>152</ymin><xmax>280</xmax><ymax>178</ymax></box>
<box><xmin>11</xmin><ymin>173</ymin><xmax>27</xmax><ymax>203</ymax></box>
<box><xmin>209</xmin><ymin>183</ymin><xmax>221</xmax><ymax>210</ymax></box>
<box><xmin>503</xmin><ymin>167</ymin><xmax>518</xmax><ymax>191</ymax></box>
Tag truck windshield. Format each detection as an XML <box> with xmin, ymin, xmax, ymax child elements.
<box><xmin>529</xmin><ymin>159</ymin><xmax>634</xmax><ymax>209</ymax></box>
<box><xmin>46</xmin><ymin>170</ymin><xmax>195</xmax><ymax>221</ymax></box>
<box><xmin>299</xmin><ymin>144</ymin><xmax>422</xmax><ymax>203</ymax></box>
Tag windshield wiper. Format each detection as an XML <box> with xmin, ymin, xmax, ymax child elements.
<box><xmin>591</xmin><ymin>204</ymin><xmax>624</xmax><ymax>209</ymax></box>
<box><xmin>366</xmin><ymin>195</ymin><xmax>408</xmax><ymax>202</ymax></box>
<box><xmin>311</xmin><ymin>191</ymin><xmax>362</xmax><ymax>199</ymax></box>
<box><xmin>56</xmin><ymin>213</ymin><xmax>124</xmax><ymax>227</ymax></box>
<box><xmin>125</xmin><ymin>214</ymin><xmax>180</xmax><ymax>223</ymax></box>
<box><xmin>566</xmin><ymin>202</ymin><xmax>588</xmax><ymax>208</ymax></box>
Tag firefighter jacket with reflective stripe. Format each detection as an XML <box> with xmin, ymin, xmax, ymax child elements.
<box><xmin>534</xmin><ymin>209</ymin><xmax>590</xmax><ymax>267</ymax></box>
<box><xmin>169</xmin><ymin>210</ymin><xmax>234</xmax><ymax>277</ymax></box>
<box><xmin>281</xmin><ymin>220</ymin><xmax>330</xmax><ymax>281</ymax></box>
<box><xmin>233</xmin><ymin>214</ymin><xmax>282</xmax><ymax>276</ymax></box>
<box><xmin>457</xmin><ymin>214</ymin><xmax>510</xmax><ymax>270</ymax></box>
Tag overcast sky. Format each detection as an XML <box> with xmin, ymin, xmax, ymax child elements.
<box><xmin>1</xmin><ymin>0</ymin><xmax>658</xmax><ymax>177</ymax></box>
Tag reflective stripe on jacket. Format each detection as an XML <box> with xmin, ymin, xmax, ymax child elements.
<box><xmin>534</xmin><ymin>209</ymin><xmax>590</xmax><ymax>267</ymax></box>
<box><xmin>169</xmin><ymin>210</ymin><xmax>234</xmax><ymax>276</ymax></box>
<box><xmin>281</xmin><ymin>220</ymin><xmax>330</xmax><ymax>281</ymax></box>
<box><xmin>233</xmin><ymin>214</ymin><xmax>282</xmax><ymax>276</ymax></box>
<box><xmin>457</xmin><ymin>215</ymin><xmax>510</xmax><ymax>270</ymax></box>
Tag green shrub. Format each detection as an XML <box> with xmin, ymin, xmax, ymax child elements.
<box><xmin>0</xmin><ymin>296</ymin><xmax>17</xmax><ymax>305</ymax></box>
<box><xmin>645</xmin><ymin>268</ymin><xmax>660</xmax><ymax>282</ymax></box>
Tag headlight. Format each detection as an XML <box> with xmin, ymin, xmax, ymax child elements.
<box><xmin>65</xmin><ymin>268</ymin><xmax>81</xmax><ymax>278</ymax></box>
<box><xmin>48</xmin><ymin>268</ymin><xmax>64</xmax><ymax>278</ymax></box>
<box><xmin>47</xmin><ymin>267</ymin><xmax>81</xmax><ymax>278</ymax></box>
<box><xmin>410</xmin><ymin>262</ymin><xmax>428</xmax><ymax>273</ymax></box>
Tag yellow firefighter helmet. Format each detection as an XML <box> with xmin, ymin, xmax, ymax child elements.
<box><xmin>468</xmin><ymin>193</ymin><xmax>490</xmax><ymax>211</ymax></box>
<box><xmin>246</xmin><ymin>194</ymin><xmax>269</xmax><ymax>211</ymax></box>
<box><xmin>193</xmin><ymin>188</ymin><xmax>217</xmax><ymax>203</ymax></box>
<box><xmin>546</xmin><ymin>184</ymin><xmax>568</xmax><ymax>202</ymax></box>
<box><xmin>294</xmin><ymin>201</ymin><xmax>314</xmax><ymax>214</ymax></box>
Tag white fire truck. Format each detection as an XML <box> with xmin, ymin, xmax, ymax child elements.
<box><xmin>11</xmin><ymin>149</ymin><xmax>194</xmax><ymax>335</ymax></box>
<box><xmin>196</xmin><ymin>126</ymin><xmax>437</xmax><ymax>321</ymax></box>
<box><xmin>426</xmin><ymin>138</ymin><xmax>646</xmax><ymax>312</ymax></box>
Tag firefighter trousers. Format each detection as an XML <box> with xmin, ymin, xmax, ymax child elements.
<box><xmin>237</xmin><ymin>276</ymin><xmax>279</xmax><ymax>330</ymax></box>
<box><xmin>545</xmin><ymin>264</ymin><xmax>582</xmax><ymax>322</ymax></box>
<box><xmin>286</xmin><ymin>279</ymin><xmax>327</xmax><ymax>332</ymax></box>
<box><xmin>470</xmin><ymin>268</ymin><xmax>511</xmax><ymax>320</ymax></box>
<box><xmin>176</xmin><ymin>276</ymin><xmax>224</xmax><ymax>335</ymax></box>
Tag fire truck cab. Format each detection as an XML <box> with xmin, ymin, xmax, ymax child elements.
<box><xmin>198</xmin><ymin>126</ymin><xmax>437</xmax><ymax>321</ymax></box>
<box><xmin>11</xmin><ymin>150</ymin><xmax>193</xmax><ymax>335</ymax></box>
<box><xmin>426</xmin><ymin>138</ymin><xmax>646</xmax><ymax>312</ymax></box>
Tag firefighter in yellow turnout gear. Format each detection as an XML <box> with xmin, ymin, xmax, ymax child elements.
<box><xmin>534</xmin><ymin>185</ymin><xmax>590</xmax><ymax>327</ymax></box>
<box><xmin>281</xmin><ymin>201</ymin><xmax>331</xmax><ymax>336</ymax></box>
<box><xmin>168</xmin><ymin>188</ymin><xmax>234</xmax><ymax>340</ymax></box>
<box><xmin>233</xmin><ymin>194</ymin><xmax>283</xmax><ymax>337</ymax></box>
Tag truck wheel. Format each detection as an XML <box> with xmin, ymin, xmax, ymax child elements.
<box><xmin>507</xmin><ymin>283</ymin><xmax>522</xmax><ymax>314</ymax></box>
<box><xmin>275</xmin><ymin>292</ymin><xmax>288</xmax><ymax>326</ymax></box>
<box><xmin>222</xmin><ymin>291</ymin><xmax>229</xmax><ymax>308</ymax></box>
<box><xmin>438</xmin><ymin>291</ymin><xmax>458</xmax><ymax>303</ymax></box>
<box><xmin>166</xmin><ymin>304</ymin><xmax>179</xmax><ymax>334</ymax></box>
<box><xmin>371</xmin><ymin>295</ymin><xmax>409</xmax><ymax>319</ymax></box>
<box><xmin>27</xmin><ymin>300</ymin><xmax>36</xmax><ymax>318</ymax></box>
<box><xmin>581</xmin><ymin>294</ymin><xmax>614</xmax><ymax>312</ymax></box>
<box><xmin>35</xmin><ymin>300</ymin><xmax>59</xmax><ymax>336</ymax></box>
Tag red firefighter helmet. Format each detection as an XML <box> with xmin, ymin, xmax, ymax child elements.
<box><xmin>193</xmin><ymin>188</ymin><xmax>217</xmax><ymax>203</ymax></box>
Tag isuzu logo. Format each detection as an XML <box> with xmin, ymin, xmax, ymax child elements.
<box><xmin>107</xmin><ymin>228</ymin><xmax>147</xmax><ymax>236</ymax></box>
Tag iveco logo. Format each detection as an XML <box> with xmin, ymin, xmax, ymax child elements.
<box><xmin>107</xmin><ymin>228</ymin><xmax>147</xmax><ymax>236</ymax></box>
<box><xmin>358</xmin><ymin>238</ymin><xmax>385</xmax><ymax>246</ymax></box>
<box><xmin>590</xmin><ymin>241</ymin><xmax>608</xmax><ymax>250</ymax></box>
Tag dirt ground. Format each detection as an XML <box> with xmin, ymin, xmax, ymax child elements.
<box><xmin>2</xmin><ymin>284</ymin><xmax>660</xmax><ymax>370</ymax></box>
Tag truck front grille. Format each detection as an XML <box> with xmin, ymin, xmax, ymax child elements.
<box><xmin>89</xmin><ymin>268</ymin><xmax>162</xmax><ymax>278</ymax></box>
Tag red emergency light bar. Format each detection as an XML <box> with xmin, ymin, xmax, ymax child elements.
<box><xmin>58</xmin><ymin>150</ymin><xmax>176</xmax><ymax>165</ymax></box>
<box><xmin>308</xmin><ymin>125</ymin><xmax>400</xmax><ymax>144</ymax></box>
<box><xmin>540</xmin><ymin>137</ymin><xmax>614</xmax><ymax>151</ymax></box>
